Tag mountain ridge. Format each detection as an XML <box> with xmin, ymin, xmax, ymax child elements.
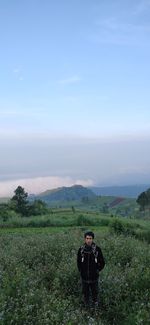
<box><xmin>36</xmin><ymin>184</ymin><xmax>96</xmax><ymax>203</ymax></box>
<box><xmin>1</xmin><ymin>184</ymin><xmax>150</xmax><ymax>201</ymax></box>
<box><xmin>90</xmin><ymin>184</ymin><xmax>150</xmax><ymax>198</ymax></box>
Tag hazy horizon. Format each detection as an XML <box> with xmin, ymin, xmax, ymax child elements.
<box><xmin>0</xmin><ymin>135</ymin><xmax>150</xmax><ymax>197</ymax></box>
<box><xmin>0</xmin><ymin>1</ymin><xmax>150</xmax><ymax>196</ymax></box>
<box><xmin>1</xmin><ymin>177</ymin><xmax>150</xmax><ymax>198</ymax></box>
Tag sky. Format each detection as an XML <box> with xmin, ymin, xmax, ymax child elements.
<box><xmin>0</xmin><ymin>0</ymin><xmax>150</xmax><ymax>196</ymax></box>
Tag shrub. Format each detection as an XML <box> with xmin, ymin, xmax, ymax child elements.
<box><xmin>134</xmin><ymin>229</ymin><xmax>150</xmax><ymax>243</ymax></box>
<box><xmin>109</xmin><ymin>218</ymin><xmax>135</xmax><ymax>236</ymax></box>
<box><xmin>76</xmin><ymin>214</ymin><xmax>95</xmax><ymax>226</ymax></box>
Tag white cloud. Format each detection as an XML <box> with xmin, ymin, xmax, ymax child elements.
<box><xmin>133</xmin><ymin>0</ymin><xmax>150</xmax><ymax>16</ymax></box>
<box><xmin>0</xmin><ymin>110</ymin><xmax>33</xmax><ymax>117</ymax></box>
<box><xmin>58</xmin><ymin>75</ymin><xmax>81</xmax><ymax>85</ymax></box>
<box><xmin>0</xmin><ymin>176</ymin><xmax>94</xmax><ymax>197</ymax></box>
<box><xmin>97</xmin><ymin>19</ymin><xmax>150</xmax><ymax>33</ymax></box>
<box><xmin>13</xmin><ymin>68</ymin><xmax>20</xmax><ymax>74</ymax></box>
<box><xmin>0</xmin><ymin>135</ymin><xmax>150</xmax><ymax>197</ymax></box>
<box><xmin>13</xmin><ymin>67</ymin><xmax>24</xmax><ymax>81</ymax></box>
<box><xmin>91</xmin><ymin>13</ymin><xmax>150</xmax><ymax>46</ymax></box>
<box><xmin>118</xmin><ymin>165</ymin><xmax>150</xmax><ymax>175</ymax></box>
<box><xmin>0</xmin><ymin>109</ymin><xmax>44</xmax><ymax>119</ymax></box>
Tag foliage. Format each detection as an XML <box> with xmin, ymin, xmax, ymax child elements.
<box><xmin>136</xmin><ymin>188</ymin><xmax>150</xmax><ymax>211</ymax></box>
<box><xmin>102</xmin><ymin>203</ymin><xmax>109</xmax><ymax>214</ymax></box>
<box><xmin>76</xmin><ymin>214</ymin><xmax>95</xmax><ymax>226</ymax></box>
<box><xmin>0</xmin><ymin>230</ymin><xmax>149</xmax><ymax>324</ymax></box>
<box><xmin>109</xmin><ymin>218</ymin><xmax>136</xmax><ymax>236</ymax></box>
<box><xmin>0</xmin><ymin>210</ymin><xmax>112</xmax><ymax>228</ymax></box>
<box><xmin>6</xmin><ymin>186</ymin><xmax>48</xmax><ymax>217</ymax></box>
<box><xmin>134</xmin><ymin>229</ymin><xmax>150</xmax><ymax>244</ymax></box>
<box><xmin>71</xmin><ymin>206</ymin><xmax>76</xmax><ymax>214</ymax></box>
<box><xmin>10</xmin><ymin>186</ymin><xmax>28</xmax><ymax>216</ymax></box>
<box><xmin>0</xmin><ymin>203</ymin><xmax>14</xmax><ymax>221</ymax></box>
<box><xmin>28</xmin><ymin>200</ymin><xmax>48</xmax><ymax>216</ymax></box>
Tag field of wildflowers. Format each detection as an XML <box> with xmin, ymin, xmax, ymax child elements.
<box><xmin>0</xmin><ymin>226</ymin><xmax>149</xmax><ymax>324</ymax></box>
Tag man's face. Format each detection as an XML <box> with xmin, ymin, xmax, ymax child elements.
<box><xmin>85</xmin><ymin>235</ymin><xmax>93</xmax><ymax>246</ymax></box>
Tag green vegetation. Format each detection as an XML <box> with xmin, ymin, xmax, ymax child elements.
<box><xmin>0</xmin><ymin>186</ymin><xmax>49</xmax><ymax>218</ymax></box>
<box><xmin>0</xmin><ymin>229</ymin><xmax>149</xmax><ymax>325</ymax></box>
<box><xmin>0</xmin><ymin>211</ymin><xmax>110</xmax><ymax>228</ymax></box>
<box><xmin>136</xmin><ymin>188</ymin><xmax>150</xmax><ymax>211</ymax></box>
<box><xmin>0</xmin><ymin>207</ymin><xmax>150</xmax><ymax>243</ymax></box>
<box><xmin>10</xmin><ymin>185</ymin><xmax>29</xmax><ymax>216</ymax></box>
<box><xmin>0</xmin><ymin>185</ymin><xmax>150</xmax><ymax>324</ymax></box>
<box><xmin>38</xmin><ymin>184</ymin><xmax>96</xmax><ymax>202</ymax></box>
<box><xmin>1</xmin><ymin>185</ymin><xmax>150</xmax><ymax>220</ymax></box>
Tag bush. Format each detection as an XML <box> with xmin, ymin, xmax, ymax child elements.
<box><xmin>109</xmin><ymin>218</ymin><xmax>135</xmax><ymax>236</ymax></box>
<box><xmin>76</xmin><ymin>214</ymin><xmax>95</xmax><ymax>226</ymax></box>
<box><xmin>134</xmin><ymin>229</ymin><xmax>150</xmax><ymax>243</ymax></box>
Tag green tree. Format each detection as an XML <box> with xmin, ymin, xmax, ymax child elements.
<box><xmin>71</xmin><ymin>206</ymin><xmax>76</xmax><ymax>213</ymax></box>
<box><xmin>0</xmin><ymin>203</ymin><xmax>10</xmax><ymax>221</ymax></box>
<box><xmin>136</xmin><ymin>191</ymin><xmax>149</xmax><ymax>211</ymax></box>
<box><xmin>11</xmin><ymin>186</ymin><xmax>28</xmax><ymax>216</ymax></box>
<box><xmin>102</xmin><ymin>202</ymin><xmax>109</xmax><ymax>213</ymax></box>
<box><xmin>81</xmin><ymin>196</ymin><xmax>89</xmax><ymax>203</ymax></box>
<box><xmin>28</xmin><ymin>199</ymin><xmax>48</xmax><ymax>216</ymax></box>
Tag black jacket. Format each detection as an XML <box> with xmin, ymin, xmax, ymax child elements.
<box><xmin>77</xmin><ymin>242</ymin><xmax>105</xmax><ymax>282</ymax></box>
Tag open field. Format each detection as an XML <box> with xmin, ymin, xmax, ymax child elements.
<box><xmin>32</xmin><ymin>196</ymin><xmax>139</xmax><ymax>217</ymax></box>
<box><xmin>0</xmin><ymin>207</ymin><xmax>150</xmax><ymax>324</ymax></box>
<box><xmin>0</xmin><ymin>226</ymin><xmax>108</xmax><ymax>235</ymax></box>
<box><xmin>0</xmin><ymin>225</ymin><xmax>150</xmax><ymax>325</ymax></box>
<box><xmin>0</xmin><ymin>209</ymin><xmax>150</xmax><ymax>243</ymax></box>
<box><xmin>0</xmin><ymin>210</ymin><xmax>114</xmax><ymax>228</ymax></box>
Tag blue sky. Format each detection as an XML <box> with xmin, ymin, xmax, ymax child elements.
<box><xmin>0</xmin><ymin>0</ymin><xmax>150</xmax><ymax>196</ymax></box>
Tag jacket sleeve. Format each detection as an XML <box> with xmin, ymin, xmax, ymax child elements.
<box><xmin>77</xmin><ymin>247</ymin><xmax>82</xmax><ymax>272</ymax></box>
<box><xmin>97</xmin><ymin>247</ymin><xmax>105</xmax><ymax>272</ymax></box>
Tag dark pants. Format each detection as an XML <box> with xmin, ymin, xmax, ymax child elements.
<box><xmin>82</xmin><ymin>280</ymin><xmax>98</xmax><ymax>304</ymax></box>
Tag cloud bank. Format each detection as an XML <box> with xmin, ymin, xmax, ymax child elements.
<box><xmin>0</xmin><ymin>176</ymin><xmax>93</xmax><ymax>197</ymax></box>
<box><xmin>0</xmin><ymin>135</ymin><xmax>150</xmax><ymax>196</ymax></box>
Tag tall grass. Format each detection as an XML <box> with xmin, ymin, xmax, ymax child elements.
<box><xmin>0</xmin><ymin>212</ymin><xmax>112</xmax><ymax>228</ymax></box>
<box><xmin>0</xmin><ymin>211</ymin><xmax>150</xmax><ymax>243</ymax></box>
<box><xmin>0</xmin><ymin>230</ymin><xmax>149</xmax><ymax>324</ymax></box>
<box><xmin>109</xmin><ymin>217</ymin><xmax>150</xmax><ymax>243</ymax></box>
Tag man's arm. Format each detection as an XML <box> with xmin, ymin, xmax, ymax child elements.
<box><xmin>97</xmin><ymin>247</ymin><xmax>105</xmax><ymax>271</ymax></box>
<box><xmin>77</xmin><ymin>247</ymin><xmax>82</xmax><ymax>272</ymax></box>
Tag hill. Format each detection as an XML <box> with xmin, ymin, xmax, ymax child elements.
<box><xmin>36</xmin><ymin>184</ymin><xmax>96</xmax><ymax>203</ymax></box>
<box><xmin>0</xmin><ymin>197</ymin><xmax>10</xmax><ymax>203</ymax></box>
<box><xmin>90</xmin><ymin>184</ymin><xmax>150</xmax><ymax>198</ymax></box>
<box><xmin>33</xmin><ymin>185</ymin><xmax>137</xmax><ymax>217</ymax></box>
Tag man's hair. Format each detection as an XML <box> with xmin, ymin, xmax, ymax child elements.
<box><xmin>84</xmin><ymin>231</ymin><xmax>94</xmax><ymax>239</ymax></box>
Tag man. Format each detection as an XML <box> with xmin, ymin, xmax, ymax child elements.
<box><xmin>77</xmin><ymin>231</ymin><xmax>105</xmax><ymax>308</ymax></box>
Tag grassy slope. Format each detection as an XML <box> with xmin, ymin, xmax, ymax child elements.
<box><xmin>0</xmin><ymin>209</ymin><xmax>149</xmax><ymax>237</ymax></box>
<box><xmin>0</xmin><ymin>197</ymin><xmax>149</xmax><ymax>324</ymax></box>
<box><xmin>45</xmin><ymin>196</ymin><xmax>138</xmax><ymax>216</ymax></box>
<box><xmin>0</xmin><ymin>225</ymin><xmax>109</xmax><ymax>234</ymax></box>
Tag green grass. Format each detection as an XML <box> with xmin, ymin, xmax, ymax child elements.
<box><xmin>0</xmin><ymin>225</ymin><xmax>109</xmax><ymax>235</ymax></box>
<box><xmin>0</xmin><ymin>208</ymin><xmax>150</xmax><ymax>244</ymax></box>
<box><xmin>0</xmin><ymin>210</ymin><xmax>112</xmax><ymax>228</ymax></box>
<box><xmin>0</xmin><ymin>229</ymin><xmax>149</xmax><ymax>325</ymax></box>
<box><xmin>39</xmin><ymin>195</ymin><xmax>138</xmax><ymax>218</ymax></box>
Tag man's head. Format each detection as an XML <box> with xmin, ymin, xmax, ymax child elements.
<box><xmin>84</xmin><ymin>231</ymin><xmax>94</xmax><ymax>246</ymax></box>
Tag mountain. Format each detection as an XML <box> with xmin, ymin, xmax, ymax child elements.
<box><xmin>90</xmin><ymin>185</ymin><xmax>150</xmax><ymax>198</ymax></box>
<box><xmin>36</xmin><ymin>185</ymin><xmax>96</xmax><ymax>203</ymax></box>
